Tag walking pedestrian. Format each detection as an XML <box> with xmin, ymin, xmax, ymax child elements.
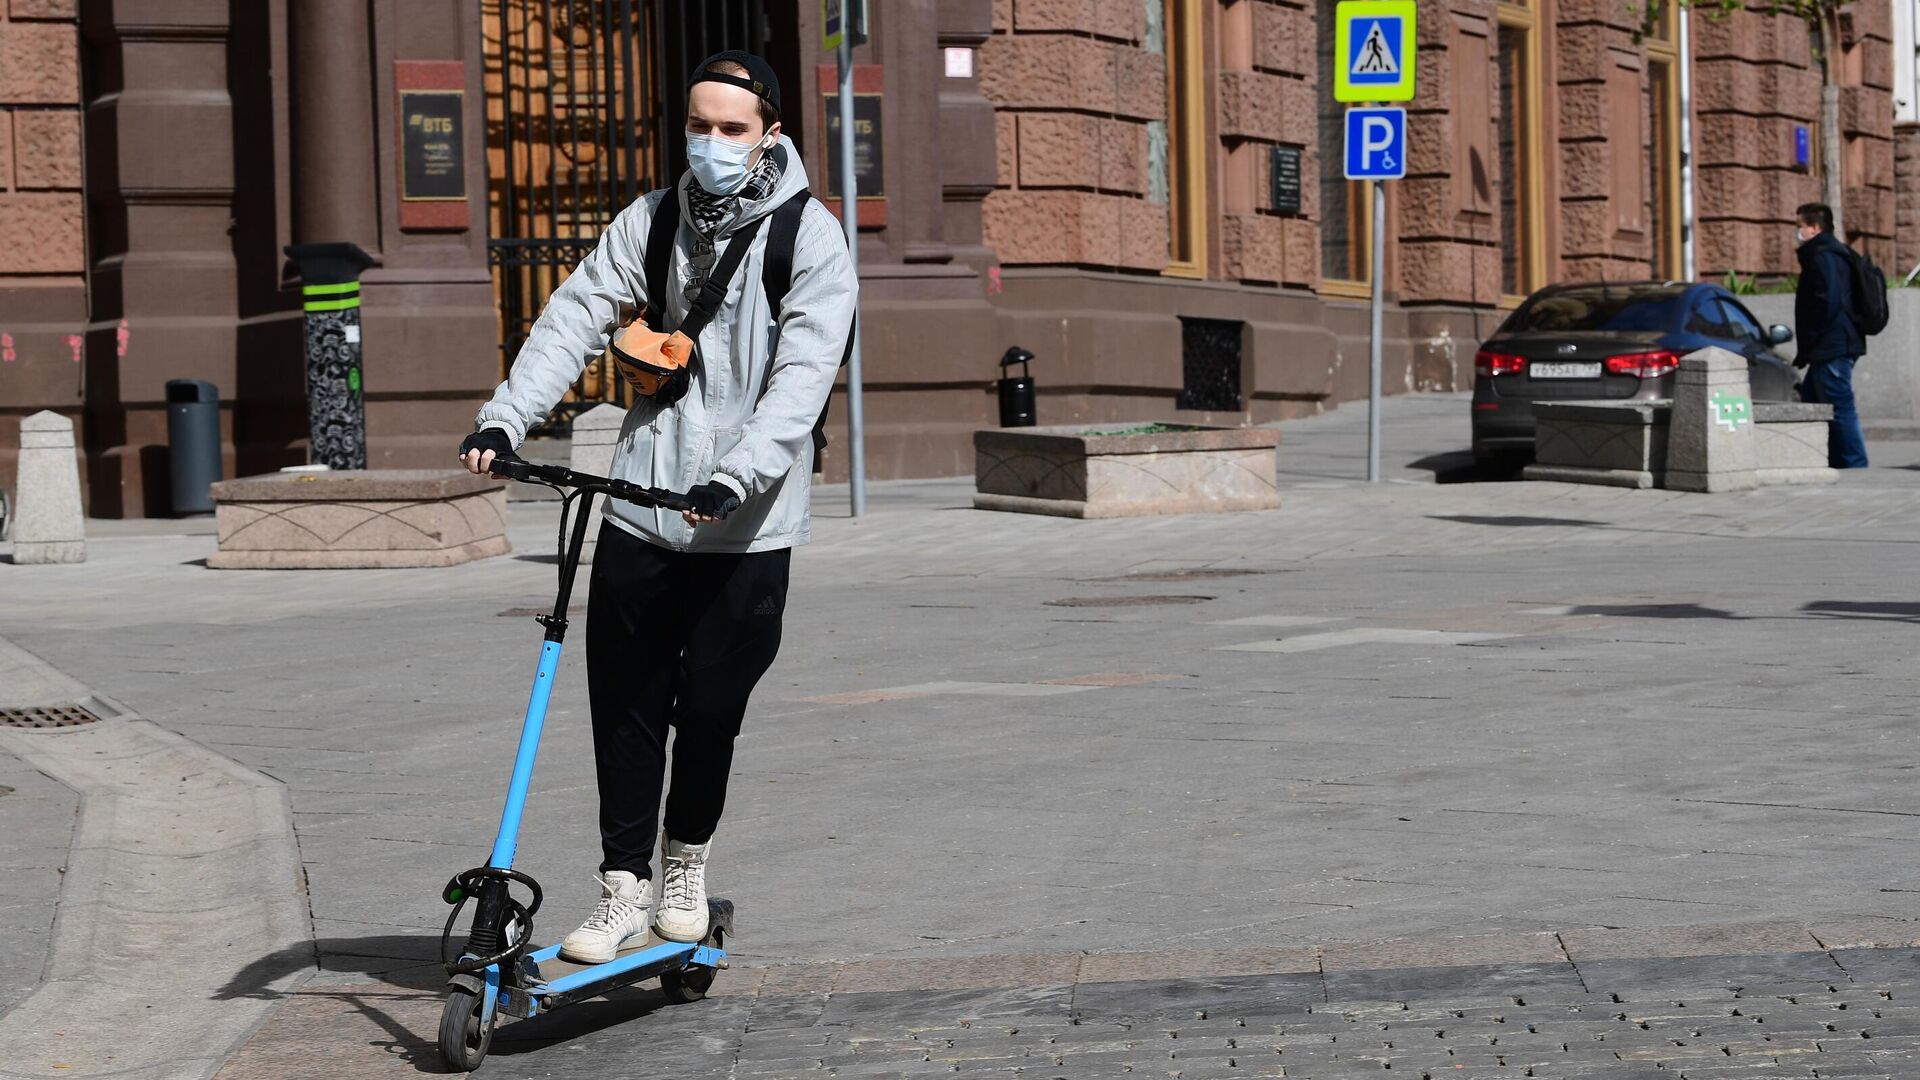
<box><xmin>1792</xmin><ymin>203</ymin><xmax>1869</xmax><ymax>469</ymax></box>
<box><xmin>457</xmin><ymin>51</ymin><xmax>857</xmax><ymax>961</ymax></box>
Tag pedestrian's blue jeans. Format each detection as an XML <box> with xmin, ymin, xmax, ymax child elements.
<box><xmin>1798</xmin><ymin>357</ymin><xmax>1870</xmax><ymax>469</ymax></box>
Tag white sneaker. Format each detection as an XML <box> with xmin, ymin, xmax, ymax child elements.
<box><xmin>558</xmin><ymin>870</ymin><xmax>654</xmax><ymax>964</ymax></box>
<box><xmin>653</xmin><ymin>838</ymin><xmax>711</xmax><ymax>943</ymax></box>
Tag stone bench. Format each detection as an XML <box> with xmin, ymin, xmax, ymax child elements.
<box><xmin>1525</xmin><ymin>400</ymin><xmax>1835</xmax><ymax>490</ymax></box>
<box><xmin>974</xmin><ymin>423</ymin><xmax>1282</xmax><ymax>518</ymax></box>
<box><xmin>207</xmin><ymin>469</ymin><xmax>510</xmax><ymax>569</ymax></box>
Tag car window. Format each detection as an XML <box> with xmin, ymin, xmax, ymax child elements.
<box><xmin>1501</xmin><ymin>288</ymin><xmax>1685</xmax><ymax>333</ymax></box>
<box><xmin>1717</xmin><ymin>299</ymin><xmax>1766</xmax><ymax>343</ymax></box>
<box><xmin>1683</xmin><ymin>292</ymin><xmax>1734</xmax><ymax>338</ymax></box>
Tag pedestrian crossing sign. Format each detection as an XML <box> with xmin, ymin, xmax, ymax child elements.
<box><xmin>1335</xmin><ymin>1</ymin><xmax>1416</xmax><ymax>102</ymax></box>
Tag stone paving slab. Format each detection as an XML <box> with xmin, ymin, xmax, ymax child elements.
<box><xmin>0</xmin><ymin>751</ymin><xmax>75</xmax><ymax>1021</ymax></box>
<box><xmin>0</xmin><ymin>709</ymin><xmax>308</xmax><ymax>1080</ymax></box>
<box><xmin>211</xmin><ymin>940</ymin><xmax>1920</xmax><ymax>1078</ymax></box>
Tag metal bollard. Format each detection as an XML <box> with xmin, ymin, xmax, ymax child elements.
<box><xmin>165</xmin><ymin>378</ymin><xmax>222</xmax><ymax>515</ymax></box>
<box><xmin>285</xmin><ymin>242</ymin><xmax>375</xmax><ymax>469</ymax></box>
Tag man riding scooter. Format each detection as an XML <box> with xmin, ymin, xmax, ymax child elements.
<box><xmin>458</xmin><ymin>51</ymin><xmax>855</xmax><ymax>962</ymax></box>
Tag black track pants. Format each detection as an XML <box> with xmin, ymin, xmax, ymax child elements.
<box><xmin>585</xmin><ymin>522</ymin><xmax>790</xmax><ymax>877</ymax></box>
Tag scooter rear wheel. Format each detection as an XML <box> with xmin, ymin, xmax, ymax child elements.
<box><xmin>438</xmin><ymin>986</ymin><xmax>497</xmax><ymax>1071</ymax></box>
<box><xmin>660</xmin><ymin>964</ymin><xmax>716</xmax><ymax>1003</ymax></box>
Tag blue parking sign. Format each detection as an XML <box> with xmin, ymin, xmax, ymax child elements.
<box><xmin>1344</xmin><ymin>107</ymin><xmax>1406</xmax><ymax>180</ymax></box>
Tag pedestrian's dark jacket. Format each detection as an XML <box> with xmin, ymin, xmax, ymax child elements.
<box><xmin>1795</xmin><ymin>231</ymin><xmax>1865</xmax><ymax>365</ymax></box>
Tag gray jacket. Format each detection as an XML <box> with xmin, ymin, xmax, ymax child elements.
<box><xmin>476</xmin><ymin>139</ymin><xmax>856</xmax><ymax>553</ymax></box>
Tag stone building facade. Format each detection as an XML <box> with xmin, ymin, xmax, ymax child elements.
<box><xmin>0</xmin><ymin>0</ymin><xmax>1908</xmax><ymax>515</ymax></box>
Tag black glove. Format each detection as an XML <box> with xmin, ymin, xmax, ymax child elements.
<box><xmin>458</xmin><ymin>428</ymin><xmax>517</xmax><ymax>462</ymax></box>
<box><xmin>683</xmin><ymin>480</ymin><xmax>743</xmax><ymax>521</ymax></box>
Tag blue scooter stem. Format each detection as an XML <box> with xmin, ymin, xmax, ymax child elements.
<box><xmin>488</xmin><ymin>640</ymin><xmax>563</xmax><ymax>869</ymax></box>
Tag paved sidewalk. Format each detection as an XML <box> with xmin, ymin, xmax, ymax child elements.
<box><xmin>6</xmin><ymin>394</ymin><xmax>1920</xmax><ymax>1077</ymax></box>
<box><xmin>214</xmin><ymin>923</ymin><xmax>1920</xmax><ymax>1078</ymax></box>
<box><xmin>0</xmin><ymin>753</ymin><xmax>73</xmax><ymax>1019</ymax></box>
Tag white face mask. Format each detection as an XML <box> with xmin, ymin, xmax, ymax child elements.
<box><xmin>686</xmin><ymin>131</ymin><xmax>768</xmax><ymax>195</ymax></box>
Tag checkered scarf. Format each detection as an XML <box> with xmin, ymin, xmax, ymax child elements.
<box><xmin>681</xmin><ymin>147</ymin><xmax>783</xmax><ymax>307</ymax></box>
<box><xmin>684</xmin><ymin>148</ymin><xmax>783</xmax><ymax>241</ymax></box>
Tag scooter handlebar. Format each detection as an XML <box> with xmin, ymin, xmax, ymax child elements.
<box><xmin>487</xmin><ymin>457</ymin><xmax>692</xmax><ymax>512</ymax></box>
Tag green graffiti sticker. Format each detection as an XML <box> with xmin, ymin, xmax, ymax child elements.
<box><xmin>348</xmin><ymin>367</ymin><xmax>362</xmax><ymax>394</ymax></box>
<box><xmin>1710</xmin><ymin>388</ymin><xmax>1751</xmax><ymax>433</ymax></box>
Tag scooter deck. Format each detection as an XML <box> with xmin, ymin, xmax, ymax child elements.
<box><xmin>503</xmin><ymin>899</ymin><xmax>735</xmax><ymax>1017</ymax></box>
<box><xmin>532</xmin><ymin>929</ymin><xmax>686</xmax><ymax>986</ymax></box>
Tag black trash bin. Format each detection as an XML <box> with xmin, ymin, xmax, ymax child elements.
<box><xmin>166</xmin><ymin>379</ymin><xmax>221</xmax><ymax>515</ymax></box>
<box><xmin>998</xmin><ymin>346</ymin><xmax>1036</xmax><ymax>428</ymax></box>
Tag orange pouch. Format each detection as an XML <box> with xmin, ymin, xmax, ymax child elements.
<box><xmin>609</xmin><ymin>319</ymin><xmax>695</xmax><ymax>405</ymax></box>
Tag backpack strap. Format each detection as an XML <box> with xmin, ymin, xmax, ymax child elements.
<box><xmin>743</xmin><ymin>186</ymin><xmax>859</xmax><ymax>462</ymax></box>
<box><xmin>677</xmin><ymin>213</ymin><xmax>767</xmax><ymax>341</ymax></box>
<box><xmin>643</xmin><ymin>188</ymin><xmax>680</xmax><ymax>327</ymax></box>
<box><xmin>642</xmin><ymin>182</ymin><xmax>768</xmax><ymax>340</ymax></box>
<box><xmin>761</xmin><ymin>188</ymin><xmax>812</xmax><ymax>320</ymax></box>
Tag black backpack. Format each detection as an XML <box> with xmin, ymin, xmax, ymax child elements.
<box><xmin>644</xmin><ymin>186</ymin><xmax>856</xmax><ymax>456</ymax></box>
<box><xmin>1847</xmin><ymin>246</ymin><xmax>1890</xmax><ymax>337</ymax></box>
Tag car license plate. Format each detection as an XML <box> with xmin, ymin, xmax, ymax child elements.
<box><xmin>1531</xmin><ymin>362</ymin><xmax>1602</xmax><ymax>379</ymax></box>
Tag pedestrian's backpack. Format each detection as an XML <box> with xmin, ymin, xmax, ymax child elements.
<box><xmin>1846</xmin><ymin>245</ymin><xmax>1891</xmax><ymax>337</ymax></box>
<box><xmin>643</xmin><ymin>186</ymin><xmax>856</xmax><ymax>457</ymax></box>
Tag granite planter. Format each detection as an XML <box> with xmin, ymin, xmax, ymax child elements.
<box><xmin>1524</xmin><ymin>400</ymin><xmax>1835</xmax><ymax>489</ymax></box>
<box><xmin>974</xmin><ymin>423</ymin><xmax>1282</xmax><ymax>518</ymax></box>
<box><xmin>207</xmin><ymin>469</ymin><xmax>510</xmax><ymax>569</ymax></box>
<box><xmin>1526</xmin><ymin>402</ymin><xmax>1670</xmax><ymax>489</ymax></box>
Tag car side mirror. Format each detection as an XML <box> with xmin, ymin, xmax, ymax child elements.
<box><xmin>1768</xmin><ymin>324</ymin><xmax>1793</xmax><ymax>345</ymax></box>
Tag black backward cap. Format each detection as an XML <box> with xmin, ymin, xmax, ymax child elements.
<box><xmin>689</xmin><ymin>50</ymin><xmax>781</xmax><ymax>118</ymax></box>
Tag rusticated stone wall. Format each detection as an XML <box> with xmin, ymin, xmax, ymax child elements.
<box><xmin>1556</xmin><ymin>0</ymin><xmax>1659</xmax><ymax>282</ymax></box>
<box><xmin>978</xmin><ymin>0</ymin><xmax>1169</xmax><ymax>271</ymax></box>
<box><xmin>0</xmin><ymin>0</ymin><xmax>81</xmax><ymax>283</ymax></box>
<box><xmin>1214</xmin><ymin>0</ymin><xmax>1318</xmax><ymax>288</ymax></box>
<box><xmin>1896</xmin><ymin>122</ymin><xmax>1920</xmax><ymax>275</ymax></box>
<box><xmin>0</xmin><ymin>0</ymin><xmax>85</xmax><ymax>503</ymax></box>
<box><xmin>1692</xmin><ymin>4</ymin><xmax>1893</xmax><ymax>276</ymax></box>
<box><xmin>1399</xmin><ymin>0</ymin><xmax>1504</xmax><ymax>305</ymax></box>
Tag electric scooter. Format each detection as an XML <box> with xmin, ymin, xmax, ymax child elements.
<box><xmin>435</xmin><ymin>458</ymin><xmax>734</xmax><ymax>1072</ymax></box>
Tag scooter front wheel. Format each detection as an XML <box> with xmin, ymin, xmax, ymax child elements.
<box><xmin>438</xmin><ymin>986</ymin><xmax>497</xmax><ymax>1071</ymax></box>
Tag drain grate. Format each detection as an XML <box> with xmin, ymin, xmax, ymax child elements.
<box><xmin>0</xmin><ymin>704</ymin><xmax>103</xmax><ymax>729</ymax></box>
<box><xmin>1047</xmin><ymin>595</ymin><xmax>1215</xmax><ymax>608</ymax></box>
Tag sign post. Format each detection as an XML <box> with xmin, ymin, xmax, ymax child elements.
<box><xmin>1336</xmin><ymin>1</ymin><xmax>1415</xmax><ymax>484</ymax></box>
<box><xmin>829</xmin><ymin>0</ymin><xmax>868</xmax><ymax>515</ymax></box>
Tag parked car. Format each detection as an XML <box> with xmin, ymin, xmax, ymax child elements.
<box><xmin>1471</xmin><ymin>281</ymin><xmax>1798</xmax><ymax>461</ymax></box>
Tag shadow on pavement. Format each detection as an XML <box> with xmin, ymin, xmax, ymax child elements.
<box><xmin>487</xmin><ymin>986</ymin><xmax>678</xmax><ymax>1055</ymax></box>
<box><xmin>1564</xmin><ymin>602</ymin><xmax>1742</xmax><ymax>620</ymax></box>
<box><xmin>216</xmin><ymin>935</ymin><xmax>702</xmax><ymax>1070</ymax></box>
<box><xmin>1429</xmin><ymin>514</ymin><xmax>1607</xmax><ymax>529</ymax></box>
<box><xmin>219</xmin><ymin>936</ymin><xmax>445</xmax><ymax>999</ymax></box>
<box><xmin>1802</xmin><ymin>600</ymin><xmax>1920</xmax><ymax>622</ymax></box>
<box><xmin>1408</xmin><ymin>450</ymin><xmax>1498</xmax><ymax>484</ymax></box>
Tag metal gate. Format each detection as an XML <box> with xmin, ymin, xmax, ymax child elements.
<box><xmin>484</xmin><ymin>0</ymin><xmax>768</xmax><ymax>433</ymax></box>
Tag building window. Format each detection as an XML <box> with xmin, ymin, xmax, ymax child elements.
<box><xmin>1164</xmin><ymin>0</ymin><xmax>1208</xmax><ymax>277</ymax></box>
<box><xmin>1318</xmin><ymin>1</ymin><xmax>1370</xmax><ymax>291</ymax></box>
<box><xmin>1496</xmin><ymin>2</ymin><xmax>1545</xmax><ymax>298</ymax></box>
<box><xmin>1646</xmin><ymin>6</ymin><xmax>1681</xmax><ymax>279</ymax></box>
